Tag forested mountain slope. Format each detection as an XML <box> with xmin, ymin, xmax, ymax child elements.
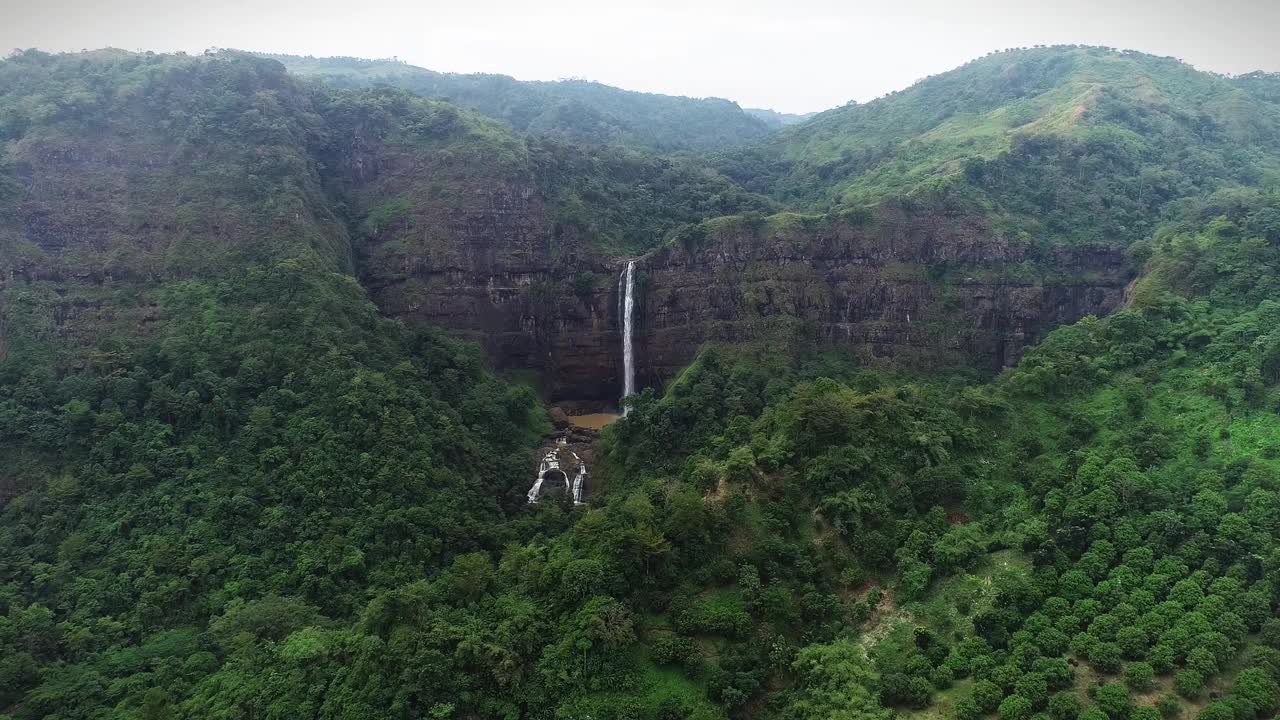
<box><xmin>1</xmin><ymin>44</ymin><xmax>1279</xmax><ymax>720</ymax></box>
<box><xmin>258</xmin><ymin>52</ymin><xmax>777</xmax><ymax>152</ymax></box>
<box><xmin>717</xmin><ymin>46</ymin><xmax>1280</xmax><ymax>248</ymax></box>
<box><xmin>743</xmin><ymin>108</ymin><xmax>816</xmax><ymax>129</ymax></box>
<box><xmin>0</xmin><ymin>48</ymin><xmax>553</xmax><ymax>717</ymax></box>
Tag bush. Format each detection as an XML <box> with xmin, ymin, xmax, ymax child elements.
<box><xmin>1157</xmin><ymin>691</ymin><xmax>1182</xmax><ymax>712</ymax></box>
<box><xmin>932</xmin><ymin>664</ymin><xmax>956</xmax><ymax>690</ymax></box>
<box><xmin>1130</xmin><ymin>708</ymin><xmax>1159</xmax><ymax>720</ymax></box>
<box><xmin>954</xmin><ymin>696</ymin><xmax>982</xmax><ymax>720</ymax></box>
<box><xmin>1194</xmin><ymin>703</ymin><xmax>1234</xmax><ymax>720</ymax></box>
<box><xmin>1155</xmin><ymin>694</ymin><xmax>1181</xmax><ymax>719</ymax></box>
<box><xmin>674</xmin><ymin>593</ymin><xmax>752</xmax><ymax>638</ymax></box>
<box><xmin>650</xmin><ymin>634</ymin><xmax>700</xmax><ymax>668</ymax></box>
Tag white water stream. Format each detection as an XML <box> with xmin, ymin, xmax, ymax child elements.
<box><xmin>620</xmin><ymin>260</ymin><xmax>636</xmax><ymax>413</ymax></box>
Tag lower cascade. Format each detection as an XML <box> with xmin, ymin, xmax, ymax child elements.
<box><xmin>528</xmin><ymin>440</ymin><xmax>587</xmax><ymax>504</ymax></box>
<box><xmin>619</xmin><ymin>260</ymin><xmax>636</xmax><ymax>413</ymax></box>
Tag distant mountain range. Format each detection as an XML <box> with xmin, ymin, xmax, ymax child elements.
<box><xmin>253</xmin><ymin>52</ymin><xmax>790</xmax><ymax>152</ymax></box>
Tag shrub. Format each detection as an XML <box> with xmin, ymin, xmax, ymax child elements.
<box><xmin>954</xmin><ymin>696</ymin><xmax>982</xmax><ymax>720</ymax></box>
<box><xmin>1155</xmin><ymin>694</ymin><xmax>1181</xmax><ymax>719</ymax></box>
<box><xmin>650</xmin><ymin>634</ymin><xmax>700</xmax><ymax>668</ymax></box>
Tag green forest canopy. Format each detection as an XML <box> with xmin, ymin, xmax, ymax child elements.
<box><xmin>0</xmin><ymin>45</ymin><xmax>1279</xmax><ymax>720</ymax></box>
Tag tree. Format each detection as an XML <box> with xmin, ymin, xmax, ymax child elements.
<box><xmin>1048</xmin><ymin>692</ymin><xmax>1082</xmax><ymax>720</ymax></box>
<box><xmin>1260</xmin><ymin>619</ymin><xmax>1280</xmax><ymax>649</ymax></box>
<box><xmin>1231</xmin><ymin>667</ymin><xmax>1279</xmax><ymax>716</ymax></box>
<box><xmin>1093</xmin><ymin>682</ymin><xmax>1133</xmax><ymax>720</ymax></box>
<box><xmin>1173</xmin><ymin>670</ymin><xmax>1204</xmax><ymax>699</ymax></box>
<box><xmin>1014</xmin><ymin>672</ymin><xmax>1050</xmax><ymax>709</ymax></box>
<box><xmin>782</xmin><ymin>641</ymin><xmax>892</xmax><ymax>720</ymax></box>
<box><xmin>1091</xmin><ymin>642</ymin><xmax>1124</xmax><ymax>674</ymax></box>
<box><xmin>998</xmin><ymin>694</ymin><xmax>1035</xmax><ymax>720</ymax></box>
<box><xmin>1117</xmin><ymin>626</ymin><xmax>1150</xmax><ymax>659</ymax></box>
<box><xmin>1125</xmin><ymin>662</ymin><xmax>1155</xmax><ymax>692</ymax></box>
<box><xmin>973</xmin><ymin>680</ymin><xmax>1004</xmax><ymax>713</ymax></box>
<box><xmin>1185</xmin><ymin>647</ymin><xmax>1218</xmax><ymax>677</ymax></box>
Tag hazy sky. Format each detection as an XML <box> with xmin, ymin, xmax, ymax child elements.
<box><xmin>4</xmin><ymin>0</ymin><xmax>1278</xmax><ymax>113</ymax></box>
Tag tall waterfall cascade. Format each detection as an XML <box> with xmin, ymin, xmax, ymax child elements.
<box><xmin>620</xmin><ymin>260</ymin><xmax>636</xmax><ymax>414</ymax></box>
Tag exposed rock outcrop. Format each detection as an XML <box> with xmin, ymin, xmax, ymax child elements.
<box><xmin>358</xmin><ymin>205</ymin><xmax>1130</xmax><ymax>405</ymax></box>
<box><xmin>335</xmin><ymin>137</ymin><xmax>627</xmax><ymax>402</ymax></box>
<box><xmin>0</xmin><ymin>55</ymin><xmax>1130</xmax><ymax>405</ymax></box>
<box><xmin>633</xmin><ymin>211</ymin><xmax>1129</xmax><ymax>389</ymax></box>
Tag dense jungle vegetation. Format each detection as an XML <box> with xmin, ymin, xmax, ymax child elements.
<box><xmin>2</xmin><ymin>44</ymin><xmax>1280</xmax><ymax>720</ymax></box>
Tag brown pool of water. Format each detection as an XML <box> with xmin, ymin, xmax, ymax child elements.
<box><xmin>570</xmin><ymin>413</ymin><xmax>621</xmax><ymax>431</ymax></box>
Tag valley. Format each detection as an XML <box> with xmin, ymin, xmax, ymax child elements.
<box><xmin>1</xmin><ymin>44</ymin><xmax>1279</xmax><ymax>720</ymax></box>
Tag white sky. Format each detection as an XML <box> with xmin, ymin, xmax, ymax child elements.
<box><xmin>3</xmin><ymin>0</ymin><xmax>1278</xmax><ymax>113</ymax></box>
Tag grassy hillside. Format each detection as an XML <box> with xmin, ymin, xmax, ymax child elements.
<box><xmin>259</xmin><ymin>52</ymin><xmax>775</xmax><ymax>153</ymax></box>
<box><xmin>716</xmin><ymin>46</ymin><xmax>1280</xmax><ymax>249</ymax></box>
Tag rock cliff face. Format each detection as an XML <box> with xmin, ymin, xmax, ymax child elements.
<box><xmin>353</xmin><ymin>177</ymin><xmax>626</xmax><ymax>405</ymax></box>
<box><xmin>327</xmin><ymin>117</ymin><xmax>629</xmax><ymax>405</ymax></box>
<box><xmin>2</xmin><ymin>129</ymin><xmax>1129</xmax><ymax>409</ymax></box>
<box><xmin>357</xmin><ymin>203</ymin><xmax>1131</xmax><ymax>406</ymax></box>
<box><xmin>0</xmin><ymin>55</ymin><xmax>1130</xmax><ymax>407</ymax></box>
<box><xmin>632</xmin><ymin>212</ymin><xmax>1129</xmax><ymax>391</ymax></box>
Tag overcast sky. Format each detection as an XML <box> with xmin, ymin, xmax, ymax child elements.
<box><xmin>3</xmin><ymin>0</ymin><xmax>1278</xmax><ymax>113</ymax></box>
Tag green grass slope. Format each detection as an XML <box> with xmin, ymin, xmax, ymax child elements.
<box><xmin>717</xmin><ymin>46</ymin><xmax>1280</xmax><ymax>249</ymax></box>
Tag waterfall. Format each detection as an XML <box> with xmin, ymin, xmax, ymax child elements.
<box><xmin>570</xmin><ymin>463</ymin><xmax>586</xmax><ymax>504</ymax></box>
<box><xmin>620</xmin><ymin>260</ymin><xmax>636</xmax><ymax>413</ymax></box>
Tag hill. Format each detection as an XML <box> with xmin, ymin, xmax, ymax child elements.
<box><xmin>716</xmin><ymin>46</ymin><xmax>1280</xmax><ymax>248</ymax></box>
<box><xmin>744</xmin><ymin>107</ymin><xmax>817</xmax><ymax>129</ymax></box>
<box><xmin>259</xmin><ymin>52</ymin><xmax>776</xmax><ymax>152</ymax></box>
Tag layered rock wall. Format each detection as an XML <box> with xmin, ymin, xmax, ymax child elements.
<box><xmin>357</xmin><ymin>206</ymin><xmax>1130</xmax><ymax>405</ymax></box>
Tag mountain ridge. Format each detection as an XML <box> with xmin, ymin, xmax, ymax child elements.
<box><xmin>252</xmin><ymin>50</ymin><xmax>781</xmax><ymax>152</ymax></box>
